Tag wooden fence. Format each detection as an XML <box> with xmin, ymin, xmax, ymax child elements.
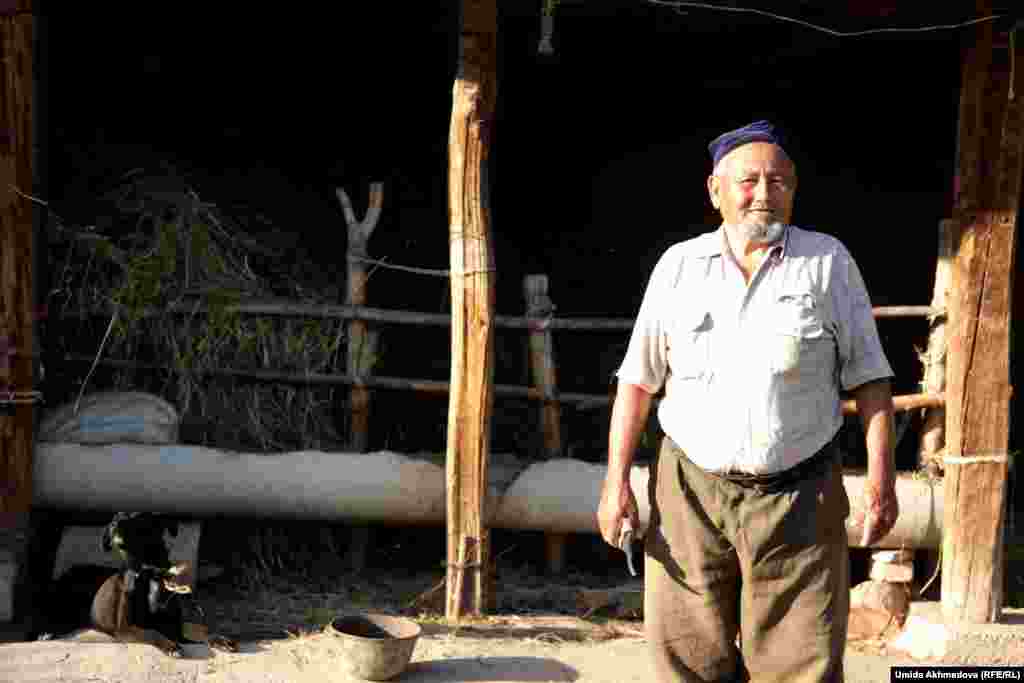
<box><xmin>65</xmin><ymin>300</ymin><xmax>946</xmax><ymax>411</ymax></box>
<box><xmin>61</xmin><ymin>188</ymin><xmax>951</xmax><ymax>576</ymax></box>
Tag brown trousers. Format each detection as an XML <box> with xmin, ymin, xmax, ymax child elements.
<box><xmin>645</xmin><ymin>436</ymin><xmax>850</xmax><ymax>683</ymax></box>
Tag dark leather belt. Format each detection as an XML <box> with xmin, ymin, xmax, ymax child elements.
<box><xmin>714</xmin><ymin>432</ymin><xmax>841</xmax><ymax>493</ymax></box>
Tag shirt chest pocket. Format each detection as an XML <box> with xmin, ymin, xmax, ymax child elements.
<box><xmin>667</xmin><ymin>307</ymin><xmax>713</xmax><ymax>380</ymax></box>
<box><xmin>770</xmin><ymin>291</ymin><xmax>829</xmax><ymax>379</ymax></box>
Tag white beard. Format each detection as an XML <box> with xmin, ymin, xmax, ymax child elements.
<box><xmin>735</xmin><ymin>221</ymin><xmax>786</xmax><ymax>245</ymax></box>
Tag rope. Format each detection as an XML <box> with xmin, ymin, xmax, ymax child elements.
<box><xmin>9</xmin><ymin>185</ymin><xmax>48</xmax><ymax>206</ymax></box>
<box><xmin>347</xmin><ymin>251</ymin><xmax>496</xmax><ymax>279</ymax></box>
<box><xmin>451</xmin><ymin>268</ymin><xmax>498</xmax><ymax>277</ymax></box>
<box><xmin>644</xmin><ymin>1</ymin><xmax>1003</xmax><ymax>38</ymax></box>
<box><xmin>445</xmin><ymin>561</ymin><xmax>483</xmax><ymax>570</ymax></box>
<box><xmin>0</xmin><ymin>389</ymin><xmax>43</xmax><ymax>406</ymax></box>
<box><xmin>348</xmin><ymin>254</ymin><xmax>450</xmax><ymax>278</ymax></box>
<box><xmin>942</xmin><ymin>454</ymin><xmax>1009</xmax><ymax>465</ymax></box>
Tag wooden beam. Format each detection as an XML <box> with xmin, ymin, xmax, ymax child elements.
<box><xmin>0</xmin><ymin>1</ymin><xmax>36</xmax><ymax>527</ymax></box>
<box><xmin>942</xmin><ymin>9</ymin><xmax>1023</xmax><ymax>624</ymax></box>
<box><xmin>445</xmin><ymin>0</ymin><xmax>497</xmax><ymax>621</ymax></box>
<box><xmin>0</xmin><ymin>0</ymin><xmax>36</xmax><ymax>624</ymax></box>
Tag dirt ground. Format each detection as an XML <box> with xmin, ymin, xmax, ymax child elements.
<box><xmin>2</xmin><ymin>614</ymin><xmax>1021</xmax><ymax>683</ymax></box>
<box><xmin>4</xmin><ymin>564</ymin><xmax>1024</xmax><ymax>683</ymax></box>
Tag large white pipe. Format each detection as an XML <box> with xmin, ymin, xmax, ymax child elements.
<box><xmin>33</xmin><ymin>444</ymin><xmax>942</xmax><ymax>548</ymax></box>
<box><xmin>489</xmin><ymin>458</ymin><xmax>651</xmax><ymax>533</ymax></box>
<box><xmin>489</xmin><ymin>458</ymin><xmax>943</xmax><ymax>549</ymax></box>
<box><xmin>33</xmin><ymin>443</ymin><xmax>448</xmax><ymax>525</ymax></box>
<box><xmin>843</xmin><ymin>470</ymin><xmax>943</xmax><ymax>549</ymax></box>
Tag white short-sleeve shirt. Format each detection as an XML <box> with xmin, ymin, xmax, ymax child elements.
<box><xmin>616</xmin><ymin>225</ymin><xmax>893</xmax><ymax>475</ymax></box>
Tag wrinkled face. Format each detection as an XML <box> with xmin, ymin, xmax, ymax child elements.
<box><xmin>707</xmin><ymin>142</ymin><xmax>797</xmax><ymax>232</ymax></box>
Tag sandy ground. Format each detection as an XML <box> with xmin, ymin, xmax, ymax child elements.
<box><xmin>3</xmin><ymin>613</ymin><xmax>1022</xmax><ymax>683</ymax></box>
<box><xmin>0</xmin><ymin>627</ymin><xmax>883</xmax><ymax>683</ymax></box>
<box><xmin>4</xmin><ymin>548</ymin><xmax>1023</xmax><ymax>683</ymax></box>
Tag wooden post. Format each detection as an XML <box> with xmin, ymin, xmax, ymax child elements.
<box><xmin>523</xmin><ymin>275</ymin><xmax>568</xmax><ymax>574</ymax></box>
<box><xmin>337</xmin><ymin>182</ymin><xmax>382</xmax><ymax>453</ymax></box>
<box><xmin>911</xmin><ymin>218</ymin><xmax>957</xmax><ymax>599</ymax></box>
<box><xmin>337</xmin><ymin>182</ymin><xmax>382</xmax><ymax>572</ymax></box>
<box><xmin>942</xmin><ymin>11</ymin><xmax>1023</xmax><ymax>624</ymax></box>
<box><xmin>446</xmin><ymin>0</ymin><xmax>497</xmax><ymax>621</ymax></box>
<box><xmin>524</xmin><ymin>275</ymin><xmax>562</xmax><ymax>459</ymax></box>
<box><xmin>917</xmin><ymin>218</ymin><xmax>957</xmax><ymax>477</ymax></box>
<box><xmin>0</xmin><ymin>1</ymin><xmax>37</xmax><ymax>623</ymax></box>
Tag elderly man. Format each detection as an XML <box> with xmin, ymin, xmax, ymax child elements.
<box><xmin>597</xmin><ymin>120</ymin><xmax>898</xmax><ymax>683</ymax></box>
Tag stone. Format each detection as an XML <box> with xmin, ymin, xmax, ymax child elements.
<box><xmin>850</xmin><ymin>580</ymin><xmax>910</xmax><ymax>624</ymax></box>
<box><xmin>869</xmin><ymin>559</ymin><xmax>914</xmax><ymax>583</ymax></box>
<box><xmin>889</xmin><ymin>615</ymin><xmax>951</xmax><ymax>659</ymax></box>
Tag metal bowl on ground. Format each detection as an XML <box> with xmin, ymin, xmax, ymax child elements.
<box><xmin>328</xmin><ymin>613</ymin><xmax>422</xmax><ymax>681</ymax></box>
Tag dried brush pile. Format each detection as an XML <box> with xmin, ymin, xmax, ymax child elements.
<box><xmin>47</xmin><ymin>166</ymin><xmax>349</xmax><ymax>452</ymax></box>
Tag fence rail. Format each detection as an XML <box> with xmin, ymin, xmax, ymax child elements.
<box><xmin>59</xmin><ymin>301</ymin><xmax>943</xmax><ymax>331</ymax></box>
<box><xmin>59</xmin><ymin>290</ymin><xmax>945</xmax><ymax>415</ymax></box>
<box><xmin>62</xmin><ymin>354</ymin><xmax>944</xmax><ymax>416</ymax></box>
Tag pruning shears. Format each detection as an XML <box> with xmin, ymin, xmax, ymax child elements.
<box><xmin>617</xmin><ymin>519</ymin><xmax>639</xmax><ymax>577</ymax></box>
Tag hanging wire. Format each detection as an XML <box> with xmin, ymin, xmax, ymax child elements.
<box><xmin>643</xmin><ymin>0</ymin><xmax>1004</xmax><ymax>38</ymax></box>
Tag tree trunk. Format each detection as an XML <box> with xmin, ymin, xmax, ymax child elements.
<box><xmin>445</xmin><ymin>0</ymin><xmax>498</xmax><ymax>621</ymax></box>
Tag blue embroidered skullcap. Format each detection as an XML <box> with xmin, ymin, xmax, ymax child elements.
<box><xmin>708</xmin><ymin>120</ymin><xmax>788</xmax><ymax>167</ymax></box>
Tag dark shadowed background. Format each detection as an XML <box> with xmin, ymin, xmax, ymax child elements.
<box><xmin>33</xmin><ymin>2</ymin><xmax>1022</xmax><ymax>512</ymax></box>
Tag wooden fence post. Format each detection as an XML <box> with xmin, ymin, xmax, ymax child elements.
<box><xmin>918</xmin><ymin>218</ymin><xmax>956</xmax><ymax>477</ymax></box>
<box><xmin>337</xmin><ymin>182</ymin><xmax>382</xmax><ymax>452</ymax></box>
<box><xmin>337</xmin><ymin>182</ymin><xmax>382</xmax><ymax>572</ymax></box>
<box><xmin>446</xmin><ymin>0</ymin><xmax>498</xmax><ymax>621</ymax></box>
<box><xmin>942</xmin><ymin>10</ymin><xmax>1023</xmax><ymax>624</ymax></box>
<box><xmin>909</xmin><ymin>217</ymin><xmax>958</xmax><ymax>596</ymax></box>
<box><xmin>0</xmin><ymin>0</ymin><xmax>37</xmax><ymax>624</ymax></box>
<box><xmin>523</xmin><ymin>275</ymin><xmax>568</xmax><ymax>574</ymax></box>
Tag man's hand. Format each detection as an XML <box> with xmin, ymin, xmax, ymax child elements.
<box><xmin>597</xmin><ymin>475</ymin><xmax>639</xmax><ymax>548</ymax></box>
<box><xmin>850</xmin><ymin>379</ymin><xmax>898</xmax><ymax>547</ymax></box>
<box><xmin>599</xmin><ymin>382</ymin><xmax>653</xmax><ymax>548</ymax></box>
<box><xmin>858</xmin><ymin>477</ymin><xmax>899</xmax><ymax>547</ymax></box>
